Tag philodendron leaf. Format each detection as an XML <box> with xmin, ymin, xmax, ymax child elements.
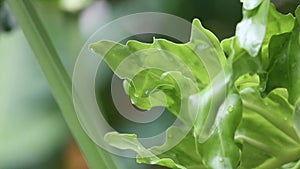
<box><xmin>295</xmin><ymin>102</ymin><xmax>300</xmax><ymax>140</ymax></box>
<box><xmin>221</xmin><ymin>3</ymin><xmax>294</xmax><ymax>80</ymax></box>
<box><xmin>104</xmin><ymin>127</ymin><xmax>205</xmax><ymax>169</ymax></box>
<box><xmin>293</xmin><ymin>5</ymin><xmax>300</xmax><ymax>140</ymax></box>
<box><xmin>90</xmin><ymin>2</ymin><xmax>300</xmax><ymax>169</ymax></box>
<box><xmin>90</xmin><ymin>19</ymin><xmax>225</xmax><ymax>89</ymax></box>
<box><xmin>297</xmin><ymin>6</ymin><xmax>300</xmax><ymax>25</ymax></box>
<box><xmin>260</xmin><ymin>4</ymin><xmax>294</xmax><ymax>60</ymax></box>
<box><xmin>242</xmin><ymin>0</ymin><xmax>264</xmax><ymax>10</ymax></box>
<box><xmin>194</xmin><ymin>92</ymin><xmax>242</xmax><ymax>169</ymax></box>
<box><xmin>236</xmin><ymin>0</ymin><xmax>294</xmax><ymax>59</ymax></box>
<box><xmin>221</xmin><ymin>37</ymin><xmax>263</xmax><ymax>80</ymax></box>
<box><xmin>127</xmin><ymin>70</ymin><xmax>198</xmax><ymax>124</ymax></box>
<box><xmin>237</xmin><ymin>87</ymin><xmax>300</xmax><ymax>168</ymax></box>
<box><xmin>91</xmin><ymin>18</ymin><xmax>231</xmax><ymax>169</ymax></box>
<box><xmin>261</xmin><ymin>18</ymin><xmax>300</xmax><ymax>105</ymax></box>
<box><xmin>90</xmin><ymin>19</ymin><xmax>226</xmax><ymax>122</ymax></box>
<box><xmin>236</xmin><ymin>0</ymin><xmax>269</xmax><ymax>56</ymax></box>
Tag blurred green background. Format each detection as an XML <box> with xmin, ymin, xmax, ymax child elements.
<box><xmin>0</xmin><ymin>0</ymin><xmax>298</xmax><ymax>169</ymax></box>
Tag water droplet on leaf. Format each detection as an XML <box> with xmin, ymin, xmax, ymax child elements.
<box><xmin>227</xmin><ymin>106</ymin><xmax>234</xmax><ymax>112</ymax></box>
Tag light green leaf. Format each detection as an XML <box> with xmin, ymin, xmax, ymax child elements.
<box><xmin>90</xmin><ymin>19</ymin><xmax>225</xmax><ymax>89</ymax></box>
<box><xmin>91</xmin><ymin>19</ymin><xmax>226</xmax><ymax>122</ymax></box>
<box><xmin>221</xmin><ymin>37</ymin><xmax>263</xmax><ymax>80</ymax></box>
<box><xmin>236</xmin><ymin>1</ymin><xmax>294</xmax><ymax>58</ymax></box>
<box><xmin>243</xmin><ymin>0</ymin><xmax>264</xmax><ymax>10</ymax></box>
<box><xmin>236</xmin><ymin>0</ymin><xmax>269</xmax><ymax>56</ymax></box>
<box><xmin>126</xmin><ymin>70</ymin><xmax>198</xmax><ymax>124</ymax></box>
<box><xmin>260</xmin><ymin>4</ymin><xmax>294</xmax><ymax>67</ymax></box>
<box><xmin>296</xmin><ymin>6</ymin><xmax>300</xmax><ymax>25</ymax></box>
<box><xmin>195</xmin><ymin>92</ymin><xmax>242</xmax><ymax>169</ymax></box>
<box><xmin>91</xmin><ymin>5</ymin><xmax>300</xmax><ymax>169</ymax></box>
<box><xmin>92</xmin><ymin>18</ymin><xmax>237</xmax><ymax>169</ymax></box>
<box><xmin>237</xmin><ymin>87</ymin><xmax>300</xmax><ymax>168</ymax></box>
<box><xmin>105</xmin><ymin>127</ymin><xmax>205</xmax><ymax>169</ymax></box>
<box><xmin>295</xmin><ymin>102</ymin><xmax>300</xmax><ymax>140</ymax></box>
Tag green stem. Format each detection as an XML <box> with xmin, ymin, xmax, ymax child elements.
<box><xmin>7</xmin><ymin>1</ymin><xmax>117</xmax><ymax>169</ymax></box>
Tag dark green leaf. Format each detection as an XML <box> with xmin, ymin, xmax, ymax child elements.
<box><xmin>262</xmin><ymin>20</ymin><xmax>300</xmax><ymax>104</ymax></box>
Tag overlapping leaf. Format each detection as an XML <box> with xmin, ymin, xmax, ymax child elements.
<box><xmin>91</xmin><ymin>1</ymin><xmax>300</xmax><ymax>169</ymax></box>
<box><xmin>104</xmin><ymin>127</ymin><xmax>204</xmax><ymax>169</ymax></box>
<box><xmin>191</xmin><ymin>91</ymin><xmax>242</xmax><ymax>168</ymax></box>
<box><xmin>236</xmin><ymin>87</ymin><xmax>300</xmax><ymax>168</ymax></box>
<box><xmin>91</xmin><ymin>19</ymin><xmax>242</xmax><ymax>169</ymax></box>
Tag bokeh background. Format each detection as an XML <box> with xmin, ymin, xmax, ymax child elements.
<box><xmin>0</xmin><ymin>0</ymin><xmax>298</xmax><ymax>168</ymax></box>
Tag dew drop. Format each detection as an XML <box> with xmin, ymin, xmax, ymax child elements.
<box><xmin>90</xmin><ymin>48</ymin><xmax>95</xmax><ymax>53</ymax></box>
<box><xmin>144</xmin><ymin>90</ymin><xmax>149</xmax><ymax>96</ymax></box>
<box><xmin>170</xmin><ymin>153</ymin><xmax>177</xmax><ymax>158</ymax></box>
<box><xmin>227</xmin><ymin>106</ymin><xmax>234</xmax><ymax>112</ymax></box>
<box><xmin>197</xmin><ymin>44</ymin><xmax>210</xmax><ymax>50</ymax></box>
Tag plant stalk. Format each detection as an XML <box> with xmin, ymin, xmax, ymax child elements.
<box><xmin>7</xmin><ymin>1</ymin><xmax>117</xmax><ymax>168</ymax></box>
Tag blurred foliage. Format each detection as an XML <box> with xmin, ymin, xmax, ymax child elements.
<box><xmin>0</xmin><ymin>30</ymin><xmax>69</xmax><ymax>169</ymax></box>
<box><xmin>107</xmin><ymin>0</ymin><xmax>242</xmax><ymax>39</ymax></box>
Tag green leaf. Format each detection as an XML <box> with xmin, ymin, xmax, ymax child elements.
<box><xmin>127</xmin><ymin>70</ymin><xmax>198</xmax><ymax>124</ymax></box>
<box><xmin>236</xmin><ymin>0</ymin><xmax>294</xmax><ymax>59</ymax></box>
<box><xmin>236</xmin><ymin>0</ymin><xmax>269</xmax><ymax>56</ymax></box>
<box><xmin>293</xmin><ymin>5</ymin><xmax>300</xmax><ymax>142</ymax></box>
<box><xmin>221</xmin><ymin>37</ymin><xmax>263</xmax><ymax>80</ymax></box>
<box><xmin>91</xmin><ymin>5</ymin><xmax>300</xmax><ymax>169</ymax></box>
<box><xmin>297</xmin><ymin>6</ymin><xmax>300</xmax><ymax>26</ymax></box>
<box><xmin>262</xmin><ymin>20</ymin><xmax>300</xmax><ymax>104</ymax></box>
<box><xmin>148</xmin><ymin>128</ymin><xmax>204</xmax><ymax>169</ymax></box>
<box><xmin>222</xmin><ymin>3</ymin><xmax>294</xmax><ymax>79</ymax></box>
<box><xmin>243</xmin><ymin>0</ymin><xmax>264</xmax><ymax>10</ymax></box>
<box><xmin>92</xmin><ymin>19</ymin><xmax>236</xmax><ymax>169</ymax></box>
<box><xmin>295</xmin><ymin>102</ymin><xmax>300</xmax><ymax>140</ymax></box>
<box><xmin>105</xmin><ymin>127</ymin><xmax>205</xmax><ymax>169</ymax></box>
<box><xmin>260</xmin><ymin>4</ymin><xmax>294</xmax><ymax>67</ymax></box>
<box><xmin>194</xmin><ymin>92</ymin><xmax>242</xmax><ymax>169</ymax></box>
<box><xmin>90</xmin><ymin>19</ymin><xmax>226</xmax><ymax>121</ymax></box>
<box><xmin>237</xmin><ymin>87</ymin><xmax>300</xmax><ymax>168</ymax></box>
<box><xmin>90</xmin><ymin>19</ymin><xmax>226</xmax><ymax>89</ymax></box>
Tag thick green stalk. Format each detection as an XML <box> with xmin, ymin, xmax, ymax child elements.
<box><xmin>7</xmin><ymin>1</ymin><xmax>117</xmax><ymax>168</ymax></box>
